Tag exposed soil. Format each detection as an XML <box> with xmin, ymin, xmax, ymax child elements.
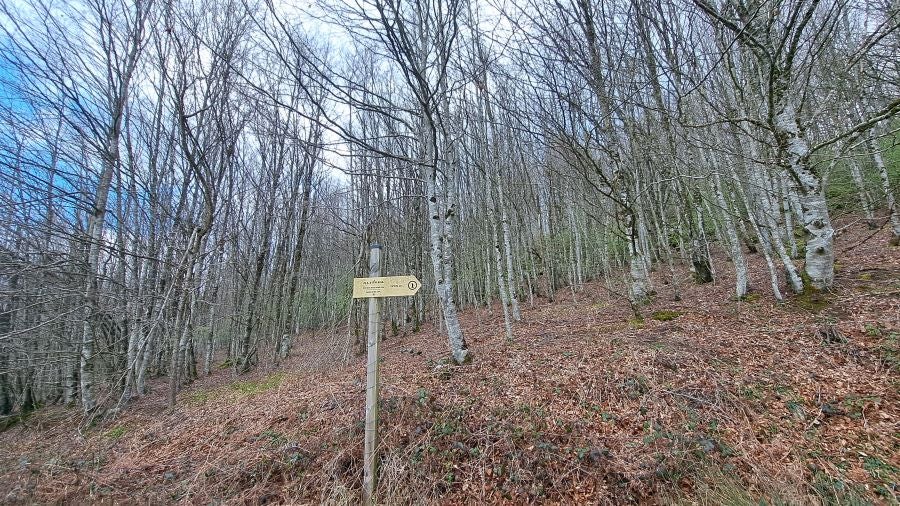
<box><xmin>1</xmin><ymin>219</ymin><xmax>898</xmax><ymax>505</ymax></box>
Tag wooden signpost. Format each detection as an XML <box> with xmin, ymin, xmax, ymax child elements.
<box><xmin>355</xmin><ymin>244</ymin><xmax>421</xmax><ymax>505</ymax></box>
<box><xmin>352</xmin><ymin>275</ymin><xmax>421</xmax><ymax>299</ymax></box>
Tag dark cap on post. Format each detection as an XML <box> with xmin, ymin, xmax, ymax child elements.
<box><xmin>370</xmin><ymin>243</ymin><xmax>382</xmax><ymax>250</ymax></box>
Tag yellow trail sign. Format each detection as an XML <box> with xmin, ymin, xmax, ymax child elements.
<box><xmin>353</xmin><ymin>275</ymin><xmax>421</xmax><ymax>299</ymax></box>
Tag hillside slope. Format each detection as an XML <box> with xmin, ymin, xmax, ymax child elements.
<box><xmin>1</xmin><ymin>222</ymin><xmax>898</xmax><ymax>505</ymax></box>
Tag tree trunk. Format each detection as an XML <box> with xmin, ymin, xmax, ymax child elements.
<box><xmin>848</xmin><ymin>156</ymin><xmax>876</xmax><ymax>228</ymax></box>
<box><xmin>423</xmin><ymin>117</ymin><xmax>468</xmax><ymax>364</ymax></box>
<box><xmin>79</xmin><ymin>136</ymin><xmax>119</xmax><ymax>413</ymax></box>
<box><xmin>867</xmin><ymin>135</ymin><xmax>900</xmax><ymax>245</ymax></box>
<box><xmin>774</xmin><ymin>103</ymin><xmax>834</xmax><ymax>290</ymax></box>
<box><xmin>714</xmin><ymin>172</ymin><xmax>749</xmax><ymax>298</ymax></box>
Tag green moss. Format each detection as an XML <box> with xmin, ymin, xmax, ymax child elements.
<box><xmin>740</xmin><ymin>385</ymin><xmax>762</xmax><ymax>400</ymax></box>
<box><xmin>738</xmin><ymin>292</ymin><xmax>761</xmax><ymax>302</ymax></box>
<box><xmin>651</xmin><ymin>310</ymin><xmax>682</xmax><ymax>321</ymax></box>
<box><xmin>840</xmin><ymin>395</ymin><xmax>882</xmax><ymax>420</ymax></box>
<box><xmin>864</xmin><ymin>323</ymin><xmax>882</xmax><ymax>337</ymax></box>
<box><xmin>105</xmin><ymin>425</ymin><xmax>127</xmax><ymax>440</ymax></box>
<box><xmin>794</xmin><ymin>292</ymin><xmax>830</xmax><ymax>312</ymax></box>
<box><xmin>793</xmin><ymin>276</ymin><xmax>832</xmax><ymax>313</ymax></box>
<box><xmin>862</xmin><ymin>455</ymin><xmax>899</xmax><ymax>484</ymax></box>
<box><xmin>795</xmin><ymin>238</ymin><xmax>807</xmax><ymax>257</ymax></box>
<box><xmin>230</xmin><ymin>372</ymin><xmax>284</xmax><ymax>396</ymax></box>
<box><xmin>185</xmin><ymin>390</ymin><xmax>210</xmax><ymax>405</ymax></box>
<box><xmin>259</xmin><ymin>429</ymin><xmax>287</xmax><ymax>447</ymax></box>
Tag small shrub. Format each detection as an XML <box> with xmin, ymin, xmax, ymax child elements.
<box><xmin>786</xmin><ymin>401</ymin><xmax>806</xmax><ymax>421</ymax></box>
<box><xmin>622</xmin><ymin>376</ymin><xmax>649</xmax><ymax>399</ymax></box>
<box><xmin>259</xmin><ymin>429</ymin><xmax>287</xmax><ymax>446</ymax></box>
<box><xmin>740</xmin><ymin>385</ymin><xmax>762</xmax><ymax>400</ymax></box>
<box><xmin>840</xmin><ymin>395</ymin><xmax>882</xmax><ymax>420</ymax></box>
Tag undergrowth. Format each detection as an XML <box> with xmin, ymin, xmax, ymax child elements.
<box><xmin>230</xmin><ymin>373</ymin><xmax>285</xmax><ymax>396</ymax></box>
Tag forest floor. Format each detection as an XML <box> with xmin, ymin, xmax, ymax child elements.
<box><xmin>1</xmin><ymin>218</ymin><xmax>898</xmax><ymax>505</ymax></box>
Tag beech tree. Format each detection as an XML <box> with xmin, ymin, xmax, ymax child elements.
<box><xmin>690</xmin><ymin>0</ymin><xmax>900</xmax><ymax>290</ymax></box>
<box><xmin>0</xmin><ymin>0</ymin><xmax>897</xmax><ymax>420</ymax></box>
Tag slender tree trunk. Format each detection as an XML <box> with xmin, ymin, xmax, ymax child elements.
<box><xmin>423</xmin><ymin>116</ymin><xmax>467</xmax><ymax>364</ymax></box>
<box><xmin>867</xmin><ymin>135</ymin><xmax>900</xmax><ymax>245</ymax></box>
<box><xmin>626</xmin><ymin>204</ymin><xmax>651</xmax><ymax>303</ymax></box>
<box><xmin>848</xmin><ymin>156</ymin><xmax>876</xmax><ymax>228</ymax></box>
<box><xmin>729</xmin><ymin>157</ymin><xmax>784</xmax><ymax>301</ymax></box>
<box><xmin>714</xmin><ymin>172</ymin><xmax>749</xmax><ymax>298</ymax></box>
<box><xmin>79</xmin><ymin>135</ymin><xmax>120</xmax><ymax>413</ymax></box>
<box><xmin>487</xmin><ymin>167</ymin><xmax>513</xmax><ymax>339</ymax></box>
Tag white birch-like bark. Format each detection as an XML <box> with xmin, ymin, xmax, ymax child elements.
<box><xmin>748</xmin><ymin>136</ymin><xmax>805</xmax><ymax>293</ymax></box>
<box><xmin>475</xmin><ymin>62</ymin><xmax>522</xmax><ymax>321</ymax></box>
<box><xmin>690</xmin><ymin>196</ymin><xmax>714</xmax><ymax>284</ymax></box>
<box><xmin>701</xmin><ymin>200</ymin><xmax>719</xmax><ymax>281</ymax></box>
<box><xmin>79</xmin><ymin>138</ymin><xmax>118</xmax><ymax>413</ymax></box>
<box><xmin>488</xmin><ymin>172</ymin><xmax>513</xmax><ymax>340</ymax></box>
<box><xmin>780</xmin><ymin>175</ymin><xmax>799</xmax><ymax>258</ymax></box>
<box><xmin>121</xmin><ymin>286</ymin><xmax>142</xmax><ymax>402</ymax></box>
<box><xmin>499</xmin><ymin>184</ymin><xmax>521</xmax><ymax>321</ymax></box>
<box><xmin>848</xmin><ymin>156</ymin><xmax>876</xmax><ymax>227</ymax></box>
<box><xmin>714</xmin><ymin>172</ymin><xmax>748</xmax><ymax>297</ymax></box>
<box><xmin>423</xmin><ymin>117</ymin><xmax>468</xmax><ymax>363</ymax></box>
<box><xmin>627</xmin><ymin>212</ymin><xmax>651</xmax><ymax>303</ymax></box>
<box><xmin>775</xmin><ymin>103</ymin><xmax>834</xmax><ymax>290</ymax></box>
<box><xmin>757</xmin><ymin>171</ymin><xmax>804</xmax><ymax>293</ymax></box>
<box><xmin>568</xmin><ymin>204</ymin><xmax>584</xmax><ymax>290</ymax></box>
<box><xmin>867</xmin><ymin>134</ymin><xmax>900</xmax><ymax>245</ymax></box>
<box><xmin>729</xmin><ymin>159</ymin><xmax>784</xmax><ymax>301</ymax></box>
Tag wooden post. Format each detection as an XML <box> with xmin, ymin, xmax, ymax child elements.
<box><xmin>363</xmin><ymin>243</ymin><xmax>382</xmax><ymax>506</ymax></box>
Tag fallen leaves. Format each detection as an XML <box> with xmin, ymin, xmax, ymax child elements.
<box><xmin>0</xmin><ymin>220</ymin><xmax>898</xmax><ymax>504</ymax></box>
